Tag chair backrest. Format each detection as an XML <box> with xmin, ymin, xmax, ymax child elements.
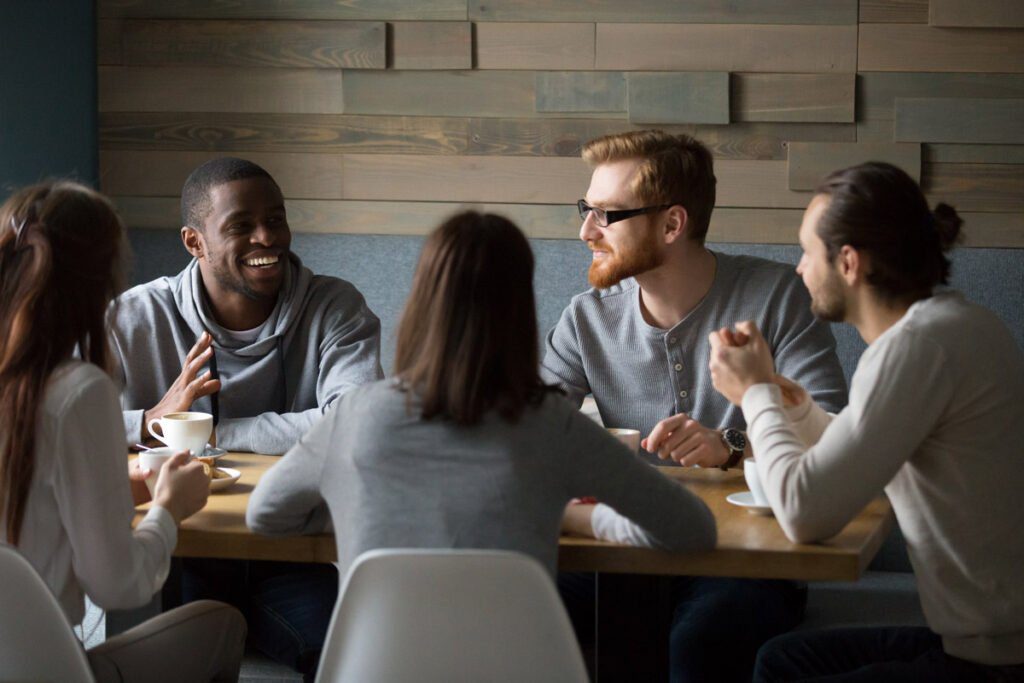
<box><xmin>315</xmin><ymin>549</ymin><xmax>589</xmax><ymax>683</ymax></box>
<box><xmin>0</xmin><ymin>543</ymin><xmax>94</xmax><ymax>683</ymax></box>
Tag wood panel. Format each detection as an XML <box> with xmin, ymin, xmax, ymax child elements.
<box><xmin>859</xmin><ymin>0</ymin><xmax>929</xmax><ymax>23</ymax></box>
<box><xmin>99</xmin><ymin>113</ymin><xmax>854</xmax><ymax>159</ymax></box>
<box><xmin>958</xmin><ymin>212</ymin><xmax>1024</xmax><ymax>248</ymax></box>
<box><xmin>100</xmin><ymin>151</ymin><xmax>813</xmax><ymax>208</ymax></box>
<box><xmin>858</xmin><ymin>73</ymin><xmax>1024</xmax><ymax>121</ymax></box>
<box><xmin>732</xmin><ymin>73</ymin><xmax>854</xmax><ymax>123</ymax></box>
<box><xmin>98</xmin><ymin>19</ymin><xmax>123</xmax><ymax>65</ymax></box>
<box><xmin>475</xmin><ymin>23</ymin><xmax>595</xmax><ymax>70</ymax></box>
<box><xmin>98</xmin><ymin>66</ymin><xmax>345</xmax><ymax>114</ymax></box>
<box><xmin>895</xmin><ymin>98</ymin><xmax>1024</xmax><ymax>145</ymax></box>
<box><xmin>596</xmin><ymin>24</ymin><xmax>857</xmax><ymax>72</ymax></box>
<box><xmin>99</xmin><ymin>0</ymin><xmax>468</xmax><ymax>21</ymax></box>
<box><xmin>99</xmin><ymin>112</ymin><xmax>471</xmax><ymax>155</ymax></box>
<box><xmin>535</xmin><ymin>72</ymin><xmax>626</xmax><ymax>113</ymax></box>
<box><xmin>929</xmin><ymin>0</ymin><xmax>1024</xmax><ymax>28</ymax></box>
<box><xmin>627</xmin><ymin>73</ymin><xmax>730</xmax><ymax>125</ymax></box>
<box><xmin>342</xmin><ymin>70</ymin><xmax>537</xmax><ymax>118</ymax></box>
<box><xmin>859</xmin><ymin>25</ymin><xmax>1024</xmax><ymax>73</ymax></box>
<box><xmin>925</xmin><ymin>163</ymin><xmax>1024</xmax><ymax>212</ymax></box>
<box><xmin>925</xmin><ymin>144</ymin><xmax>1024</xmax><ymax>165</ymax></box>
<box><xmin>788</xmin><ymin>142</ymin><xmax>921</xmax><ymax>190</ymax></box>
<box><xmin>122</xmin><ymin>19</ymin><xmax>386</xmax><ymax>69</ymax></box>
<box><xmin>470</xmin><ymin>0</ymin><xmax>857</xmax><ymax>24</ymax></box>
<box><xmin>856</xmin><ymin>119</ymin><xmax>895</xmax><ymax>143</ymax></box>
<box><xmin>391</xmin><ymin>22</ymin><xmax>472</xmax><ymax>70</ymax></box>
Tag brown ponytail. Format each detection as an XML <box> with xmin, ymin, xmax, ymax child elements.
<box><xmin>0</xmin><ymin>182</ymin><xmax>125</xmax><ymax>545</ymax></box>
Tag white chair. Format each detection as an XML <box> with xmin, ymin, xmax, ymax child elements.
<box><xmin>0</xmin><ymin>543</ymin><xmax>94</xmax><ymax>682</ymax></box>
<box><xmin>315</xmin><ymin>549</ymin><xmax>589</xmax><ymax>683</ymax></box>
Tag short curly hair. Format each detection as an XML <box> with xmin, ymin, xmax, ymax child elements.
<box><xmin>180</xmin><ymin>157</ymin><xmax>279</xmax><ymax>230</ymax></box>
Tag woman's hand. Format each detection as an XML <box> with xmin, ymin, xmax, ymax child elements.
<box><xmin>152</xmin><ymin>450</ymin><xmax>210</xmax><ymax>524</ymax></box>
<box><xmin>128</xmin><ymin>460</ymin><xmax>152</xmax><ymax>506</ymax></box>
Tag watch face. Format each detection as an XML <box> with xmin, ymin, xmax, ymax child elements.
<box><xmin>723</xmin><ymin>428</ymin><xmax>747</xmax><ymax>451</ymax></box>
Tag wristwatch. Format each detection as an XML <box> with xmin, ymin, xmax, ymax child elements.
<box><xmin>719</xmin><ymin>428</ymin><xmax>747</xmax><ymax>471</ymax></box>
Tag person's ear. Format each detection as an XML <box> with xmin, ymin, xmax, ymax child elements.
<box><xmin>663</xmin><ymin>205</ymin><xmax>688</xmax><ymax>244</ymax></box>
<box><xmin>836</xmin><ymin>245</ymin><xmax>864</xmax><ymax>286</ymax></box>
<box><xmin>182</xmin><ymin>226</ymin><xmax>205</xmax><ymax>259</ymax></box>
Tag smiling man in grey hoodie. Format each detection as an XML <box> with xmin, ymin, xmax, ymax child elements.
<box><xmin>109</xmin><ymin>157</ymin><xmax>383</xmax><ymax>680</ymax></box>
<box><xmin>111</xmin><ymin>157</ymin><xmax>383</xmax><ymax>454</ymax></box>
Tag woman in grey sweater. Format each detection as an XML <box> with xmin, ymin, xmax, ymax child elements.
<box><xmin>247</xmin><ymin>211</ymin><xmax>716</xmax><ymax>580</ymax></box>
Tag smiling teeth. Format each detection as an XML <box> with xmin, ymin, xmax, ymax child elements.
<box><xmin>244</xmin><ymin>256</ymin><xmax>279</xmax><ymax>266</ymax></box>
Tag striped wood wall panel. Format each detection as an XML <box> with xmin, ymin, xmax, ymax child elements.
<box><xmin>787</xmin><ymin>143</ymin><xmax>922</xmax><ymax>190</ymax></box>
<box><xmin>121</xmin><ymin>20</ymin><xmax>386</xmax><ymax>69</ymax></box>
<box><xmin>859</xmin><ymin>0</ymin><xmax>929</xmax><ymax>22</ymax></box>
<box><xmin>928</xmin><ymin>0</ymin><xmax>1024</xmax><ymax>27</ymax></box>
<box><xmin>97</xmin><ymin>0</ymin><xmax>1024</xmax><ymax>248</ymax></box>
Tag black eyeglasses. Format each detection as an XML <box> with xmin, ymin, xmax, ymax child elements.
<box><xmin>576</xmin><ymin>199</ymin><xmax>673</xmax><ymax>228</ymax></box>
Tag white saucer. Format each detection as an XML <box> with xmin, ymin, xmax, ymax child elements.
<box><xmin>210</xmin><ymin>467</ymin><xmax>240</xmax><ymax>492</ymax></box>
<box><xmin>726</xmin><ymin>491</ymin><xmax>773</xmax><ymax>516</ymax></box>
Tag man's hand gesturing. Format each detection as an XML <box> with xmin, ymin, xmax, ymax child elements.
<box><xmin>141</xmin><ymin>332</ymin><xmax>221</xmax><ymax>442</ymax></box>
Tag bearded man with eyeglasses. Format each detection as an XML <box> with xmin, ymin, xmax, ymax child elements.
<box><xmin>544</xmin><ymin>130</ymin><xmax>847</xmax><ymax>683</ymax></box>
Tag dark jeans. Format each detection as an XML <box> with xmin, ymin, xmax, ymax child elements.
<box><xmin>755</xmin><ymin>627</ymin><xmax>1024</xmax><ymax>683</ymax></box>
<box><xmin>180</xmin><ymin>558</ymin><xmax>338</xmax><ymax>683</ymax></box>
<box><xmin>559</xmin><ymin>573</ymin><xmax>807</xmax><ymax>682</ymax></box>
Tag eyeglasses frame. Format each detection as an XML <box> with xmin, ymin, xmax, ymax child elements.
<box><xmin>576</xmin><ymin>199</ymin><xmax>675</xmax><ymax>228</ymax></box>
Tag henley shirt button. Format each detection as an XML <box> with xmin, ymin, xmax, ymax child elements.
<box><xmin>679</xmin><ymin>390</ymin><xmax>688</xmax><ymax>398</ymax></box>
<box><xmin>669</xmin><ymin>336</ymin><xmax>678</xmax><ymax>344</ymax></box>
<box><xmin>674</xmin><ymin>363</ymin><xmax>683</xmax><ymax>371</ymax></box>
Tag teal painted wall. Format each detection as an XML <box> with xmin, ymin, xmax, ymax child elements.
<box><xmin>0</xmin><ymin>1</ymin><xmax>97</xmax><ymax>197</ymax></box>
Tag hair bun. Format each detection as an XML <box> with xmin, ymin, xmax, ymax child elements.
<box><xmin>932</xmin><ymin>203</ymin><xmax>963</xmax><ymax>252</ymax></box>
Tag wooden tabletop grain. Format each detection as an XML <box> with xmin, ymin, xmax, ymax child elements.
<box><xmin>134</xmin><ymin>452</ymin><xmax>893</xmax><ymax>582</ymax></box>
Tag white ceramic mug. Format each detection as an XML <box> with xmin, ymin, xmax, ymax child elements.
<box><xmin>744</xmin><ymin>458</ymin><xmax>769</xmax><ymax>506</ymax></box>
<box><xmin>146</xmin><ymin>411</ymin><xmax>212</xmax><ymax>456</ymax></box>
<box><xmin>607</xmin><ymin>428</ymin><xmax>641</xmax><ymax>453</ymax></box>
<box><xmin>138</xmin><ymin>447</ymin><xmax>178</xmax><ymax>497</ymax></box>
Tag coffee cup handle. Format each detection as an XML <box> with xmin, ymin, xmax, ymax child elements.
<box><xmin>146</xmin><ymin>419</ymin><xmax>170</xmax><ymax>446</ymax></box>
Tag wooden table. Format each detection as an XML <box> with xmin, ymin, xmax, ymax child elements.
<box><xmin>136</xmin><ymin>452</ymin><xmax>894</xmax><ymax>582</ymax></box>
<box><xmin>135</xmin><ymin>452</ymin><xmax>894</xmax><ymax>681</ymax></box>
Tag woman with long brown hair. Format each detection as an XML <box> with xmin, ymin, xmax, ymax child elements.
<box><xmin>249</xmin><ymin>211</ymin><xmax>715</xmax><ymax>581</ymax></box>
<box><xmin>0</xmin><ymin>181</ymin><xmax>245</xmax><ymax>682</ymax></box>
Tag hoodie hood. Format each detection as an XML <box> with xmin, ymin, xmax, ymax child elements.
<box><xmin>174</xmin><ymin>251</ymin><xmax>312</xmax><ymax>358</ymax></box>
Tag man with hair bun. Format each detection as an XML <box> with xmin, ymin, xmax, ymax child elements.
<box><xmin>708</xmin><ymin>162</ymin><xmax>1024</xmax><ymax>681</ymax></box>
<box><xmin>543</xmin><ymin>130</ymin><xmax>848</xmax><ymax>682</ymax></box>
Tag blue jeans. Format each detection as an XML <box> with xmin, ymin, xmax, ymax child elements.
<box><xmin>755</xmin><ymin>627</ymin><xmax>1024</xmax><ymax>682</ymax></box>
<box><xmin>558</xmin><ymin>574</ymin><xmax>806</xmax><ymax>682</ymax></box>
<box><xmin>181</xmin><ymin>558</ymin><xmax>338</xmax><ymax>682</ymax></box>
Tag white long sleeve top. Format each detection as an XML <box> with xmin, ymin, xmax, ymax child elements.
<box><xmin>2</xmin><ymin>362</ymin><xmax>176</xmax><ymax>626</ymax></box>
<box><xmin>741</xmin><ymin>292</ymin><xmax>1024</xmax><ymax>665</ymax></box>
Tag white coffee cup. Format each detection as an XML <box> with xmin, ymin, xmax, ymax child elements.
<box><xmin>138</xmin><ymin>447</ymin><xmax>179</xmax><ymax>497</ymax></box>
<box><xmin>744</xmin><ymin>458</ymin><xmax>769</xmax><ymax>506</ymax></box>
<box><xmin>607</xmin><ymin>428</ymin><xmax>641</xmax><ymax>453</ymax></box>
<box><xmin>146</xmin><ymin>411</ymin><xmax>212</xmax><ymax>456</ymax></box>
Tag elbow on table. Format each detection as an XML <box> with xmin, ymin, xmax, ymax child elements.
<box><xmin>691</xmin><ymin>507</ymin><xmax>718</xmax><ymax>551</ymax></box>
<box><xmin>663</xmin><ymin>511</ymin><xmax>717</xmax><ymax>553</ymax></box>
<box><xmin>245</xmin><ymin>504</ymin><xmax>283</xmax><ymax>536</ymax></box>
<box><xmin>776</xmin><ymin>509</ymin><xmax>843</xmax><ymax>545</ymax></box>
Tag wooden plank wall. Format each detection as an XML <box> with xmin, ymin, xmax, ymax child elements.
<box><xmin>97</xmin><ymin>0</ymin><xmax>1024</xmax><ymax>247</ymax></box>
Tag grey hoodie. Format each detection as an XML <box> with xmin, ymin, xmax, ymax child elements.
<box><xmin>110</xmin><ymin>253</ymin><xmax>384</xmax><ymax>454</ymax></box>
